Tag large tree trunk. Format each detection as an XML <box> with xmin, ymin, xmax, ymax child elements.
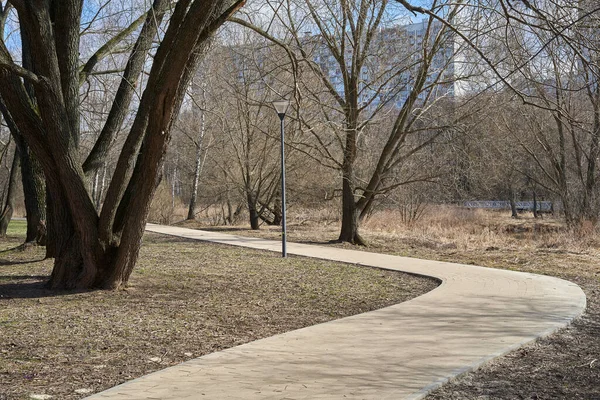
<box><xmin>0</xmin><ymin>103</ymin><xmax>47</xmax><ymax>246</ymax></box>
<box><xmin>247</xmin><ymin>190</ymin><xmax>260</xmax><ymax>230</ymax></box>
<box><xmin>0</xmin><ymin>147</ymin><xmax>20</xmax><ymax>237</ymax></box>
<box><xmin>19</xmin><ymin>139</ymin><xmax>47</xmax><ymax>246</ymax></box>
<box><xmin>338</xmin><ymin>168</ymin><xmax>364</xmax><ymax>244</ymax></box>
<box><xmin>46</xmin><ymin>187</ymin><xmax>85</xmax><ymax>289</ymax></box>
<box><xmin>0</xmin><ymin>0</ymin><xmax>244</xmax><ymax>291</ymax></box>
<box><xmin>338</xmin><ymin>94</ymin><xmax>364</xmax><ymax>245</ymax></box>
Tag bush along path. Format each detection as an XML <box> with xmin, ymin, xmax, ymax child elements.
<box><xmin>86</xmin><ymin>223</ymin><xmax>586</xmax><ymax>400</ymax></box>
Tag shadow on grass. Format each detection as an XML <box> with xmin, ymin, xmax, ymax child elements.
<box><xmin>0</xmin><ymin>275</ymin><xmax>48</xmax><ymax>281</ymax></box>
<box><xmin>0</xmin><ymin>280</ymin><xmax>48</xmax><ymax>299</ymax></box>
<box><xmin>0</xmin><ymin>279</ymin><xmax>93</xmax><ymax>299</ymax></box>
<box><xmin>0</xmin><ymin>258</ymin><xmax>45</xmax><ymax>266</ymax></box>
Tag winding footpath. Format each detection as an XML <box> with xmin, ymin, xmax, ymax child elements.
<box><xmin>86</xmin><ymin>223</ymin><xmax>586</xmax><ymax>400</ymax></box>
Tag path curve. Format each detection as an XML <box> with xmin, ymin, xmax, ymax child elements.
<box><xmin>87</xmin><ymin>224</ymin><xmax>586</xmax><ymax>400</ymax></box>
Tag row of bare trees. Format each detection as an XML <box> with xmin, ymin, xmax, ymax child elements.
<box><xmin>0</xmin><ymin>0</ymin><xmax>598</xmax><ymax>290</ymax></box>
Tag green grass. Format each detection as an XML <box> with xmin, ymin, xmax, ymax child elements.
<box><xmin>6</xmin><ymin>219</ymin><xmax>27</xmax><ymax>237</ymax></box>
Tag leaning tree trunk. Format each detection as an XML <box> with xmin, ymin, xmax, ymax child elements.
<box><xmin>0</xmin><ymin>147</ymin><xmax>20</xmax><ymax>237</ymax></box>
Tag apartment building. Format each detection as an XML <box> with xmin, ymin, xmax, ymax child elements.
<box><xmin>307</xmin><ymin>18</ymin><xmax>458</xmax><ymax>109</ymax></box>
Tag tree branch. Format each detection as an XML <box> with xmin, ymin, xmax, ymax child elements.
<box><xmin>79</xmin><ymin>10</ymin><xmax>149</xmax><ymax>85</ymax></box>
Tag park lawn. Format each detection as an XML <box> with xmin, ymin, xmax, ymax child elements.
<box><xmin>178</xmin><ymin>208</ymin><xmax>600</xmax><ymax>399</ymax></box>
<box><xmin>0</xmin><ymin>220</ymin><xmax>437</xmax><ymax>400</ymax></box>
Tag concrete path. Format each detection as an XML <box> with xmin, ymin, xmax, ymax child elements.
<box><xmin>87</xmin><ymin>224</ymin><xmax>586</xmax><ymax>400</ymax></box>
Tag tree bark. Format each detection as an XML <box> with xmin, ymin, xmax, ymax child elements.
<box><xmin>247</xmin><ymin>190</ymin><xmax>260</xmax><ymax>230</ymax></box>
<box><xmin>338</xmin><ymin>119</ymin><xmax>364</xmax><ymax>245</ymax></box>
<box><xmin>0</xmin><ymin>102</ymin><xmax>47</xmax><ymax>246</ymax></box>
<box><xmin>19</xmin><ymin>139</ymin><xmax>47</xmax><ymax>245</ymax></box>
<box><xmin>0</xmin><ymin>147</ymin><xmax>20</xmax><ymax>237</ymax></box>
<box><xmin>338</xmin><ymin>94</ymin><xmax>365</xmax><ymax>245</ymax></box>
<box><xmin>338</xmin><ymin>168</ymin><xmax>364</xmax><ymax>244</ymax></box>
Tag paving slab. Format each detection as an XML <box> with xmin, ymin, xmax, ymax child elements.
<box><xmin>86</xmin><ymin>223</ymin><xmax>586</xmax><ymax>400</ymax></box>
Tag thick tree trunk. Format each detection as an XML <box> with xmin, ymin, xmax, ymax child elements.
<box><xmin>0</xmin><ymin>102</ymin><xmax>47</xmax><ymax>246</ymax></box>
<box><xmin>338</xmin><ymin>171</ymin><xmax>365</xmax><ymax>245</ymax></box>
<box><xmin>338</xmin><ymin>100</ymin><xmax>364</xmax><ymax>245</ymax></box>
<box><xmin>45</xmin><ymin>185</ymin><xmax>85</xmax><ymax>289</ymax></box>
<box><xmin>0</xmin><ymin>0</ymin><xmax>245</xmax><ymax>291</ymax></box>
<box><xmin>247</xmin><ymin>191</ymin><xmax>260</xmax><ymax>230</ymax></box>
<box><xmin>0</xmin><ymin>148</ymin><xmax>20</xmax><ymax>237</ymax></box>
<box><xmin>532</xmin><ymin>191</ymin><xmax>539</xmax><ymax>219</ymax></box>
<box><xmin>20</xmin><ymin>141</ymin><xmax>47</xmax><ymax>245</ymax></box>
<box><xmin>14</xmin><ymin>19</ymin><xmax>47</xmax><ymax>247</ymax></box>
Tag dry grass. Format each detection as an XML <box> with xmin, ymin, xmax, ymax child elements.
<box><xmin>181</xmin><ymin>205</ymin><xmax>600</xmax><ymax>281</ymax></box>
<box><xmin>179</xmin><ymin>205</ymin><xmax>600</xmax><ymax>399</ymax></box>
<box><xmin>0</xmin><ymin>220</ymin><xmax>436</xmax><ymax>400</ymax></box>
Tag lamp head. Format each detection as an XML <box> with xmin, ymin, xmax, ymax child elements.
<box><xmin>272</xmin><ymin>99</ymin><xmax>290</xmax><ymax>120</ymax></box>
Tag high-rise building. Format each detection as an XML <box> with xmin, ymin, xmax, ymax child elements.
<box><xmin>305</xmin><ymin>18</ymin><xmax>458</xmax><ymax>109</ymax></box>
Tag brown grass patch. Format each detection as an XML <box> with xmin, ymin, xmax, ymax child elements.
<box><xmin>179</xmin><ymin>206</ymin><xmax>600</xmax><ymax>399</ymax></box>
<box><xmin>0</xmin><ymin>227</ymin><xmax>436</xmax><ymax>400</ymax></box>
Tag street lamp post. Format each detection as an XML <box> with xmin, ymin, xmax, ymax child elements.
<box><xmin>272</xmin><ymin>99</ymin><xmax>290</xmax><ymax>258</ymax></box>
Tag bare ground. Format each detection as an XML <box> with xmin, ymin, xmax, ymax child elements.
<box><xmin>176</xmin><ymin>210</ymin><xmax>600</xmax><ymax>399</ymax></box>
<box><xmin>0</xmin><ymin>222</ymin><xmax>437</xmax><ymax>400</ymax></box>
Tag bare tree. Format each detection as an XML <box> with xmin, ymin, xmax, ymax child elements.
<box><xmin>234</xmin><ymin>0</ymin><xmax>467</xmax><ymax>243</ymax></box>
<box><xmin>203</xmin><ymin>34</ymin><xmax>292</xmax><ymax>229</ymax></box>
<box><xmin>185</xmin><ymin>79</ymin><xmax>210</xmax><ymax>220</ymax></box>
<box><xmin>471</xmin><ymin>1</ymin><xmax>600</xmax><ymax>224</ymax></box>
<box><xmin>0</xmin><ymin>0</ymin><xmax>244</xmax><ymax>290</ymax></box>
<box><xmin>400</xmin><ymin>0</ymin><xmax>600</xmax><ymax>225</ymax></box>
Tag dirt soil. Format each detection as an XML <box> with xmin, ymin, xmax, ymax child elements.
<box><xmin>0</xmin><ymin>225</ymin><xmax>437</xmax><ymax>400</ymax></box>
<box><xmin>176</xmin><ymin>217</ymin><xmax>600</xmax><ymax>400</ymax></box>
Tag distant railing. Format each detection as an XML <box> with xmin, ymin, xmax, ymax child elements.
<box><xmin>463</xmin><ymin>201</ymin><xmax>553</xmax><ymax>212</ymax></box>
